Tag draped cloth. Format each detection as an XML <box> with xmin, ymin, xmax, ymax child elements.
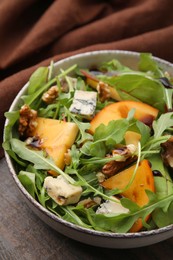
<box><xmin>0</xmin><ymin>0</ymin><xmax>173</xmax><ymax>157</ymax></box>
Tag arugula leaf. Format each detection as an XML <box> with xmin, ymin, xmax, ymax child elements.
<box><xmin>62</xmin><ymin>205</ymin><xmax>91</xmax><ymax>229</ymax></box>
<box><xmin>89</xmin><ymin>191</ymin><xmax>173</xmax><ymax>233</ymax></box>
<box><xmin>141</xmin><ymin>113</ymin><xmax>173</xmax><ymax>155</ymax></box>
<box><xmin>18</xmin><ymin>168</ymin><xmax>50</xmax><ymax>207</ymax></box>
<box><xmin>153</xmin><ymin>112</ymin><xmax>173</xmax><ymax>138</ymax></box>
<box><xmin>99</xmin><ymin>59</ymin><xmax>133</xmax><ymax>73</ymax></box>
<box><xmin>126</xmin><ymin>118</ymin><xmax>150</xmax><ymax>148</ymax></box>
<box><xmin>152</xmin><ymin>201</ymin><xmax>173</xmax><ymax>228</ymax></box>
<box><xmin>65</xmin><ymin>108</ymin><xmax>93</xmax><ymax>144</ymax></box>
<box><xmin>22</xmin><ymin>64</ymin><xmax>77</xmax><ymax>107</ymax></box>
<box><xmin>90</xmin><ymin>119</ymin><xmax>129</xmax><ymax>157</ymax></box>
<box><xmin>38</xmin><ymin>104</ymin><xmax>58</xmax><ymax>118</ymax></box>
<box><xmin>10</xmin><ymin>139</ymin><xmax>74</xmax><ymax>183</ymax></box>
<box><xmin>165</xmin><ymin>88</ymin><xmax>173</xmax><ymax>111</ymax></box>
<box><xmin>149</xmin><ymin>154</ymin><xmax>172</xmax><ymax>181</ymax></box>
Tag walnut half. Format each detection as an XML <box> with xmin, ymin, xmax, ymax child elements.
<box><xmin>102</xmin><ymin>145</ymin><xmax>137</xmax><ymax>176</ymax></box>
<box><xmin>18</xmin><ymin>104</ymin><xmax>37</xmax><ymax>137</ymax></box>
<box><xmin>97</xmin><ymin>81</ymin><xmax>111</xmax><ymax>102</ymax></box>
<box><xmin>42</xmin><ymin>85</ymin><xmax>59</xmax><ymax>104</ymax></box>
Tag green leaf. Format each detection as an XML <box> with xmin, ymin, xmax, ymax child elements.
<box><xmin>3</xmin><ymin>111</ymin><xmax>19</xmax><ymax>143</ymax></box>
<box><xmin>114</xmin><ymin>74</ymin><xmax>165</xmax><ymax>111</ymax></box>
<box><xmin>65</xmin><ymin>108</ymin><xmax>93</xmax><ymax>144</ymax></box>
<box><xmin>89</xmin><ymin>192</ymin><xmax>173</xmax><ymax>233</ymax></box>
<box><xmin>152</xmin><ymin>201</ymin><xmax>173</xmax><ymax>228</ymax></box>
<box><xmin>18</xmin><ymin>171</ymin><xmax>36</xmax><ymax>198</ymax></box>
<box><xmin>38</xmin><ymin>104</ymin><xmax>58</xmax><ymax>118</ymax></box>
<box><xmin>27</xmin><ymin>67</ymin><xmax>49</xmax><ymax>95</ymax></box>
<box><xmin>154</xmin><ymin>177</ymin><xmax>173</xmax><ymax>199</ymax></box>
<box><xmin>10</xmin><ymin>138</ymin><xmax>74</xmax><ymax>183</ymax></box>
<box><xmin>68</xmin><ymin>145</ymin><xmax>81</xmax><ymax>169</ymax></box>
<box><xmin>22</xmin><ymin>64</ymin><xmax>77</xmax><ymax>107</ymax></box>
<box><xmin>3</xmin><ymin>111</ymin><xmax>27</xmax><ymax>166</ymax></box>
<box><xmin>149</xmin><ymin>154</ymin><xmax>172</xmax><ymax>181</ymax></box>
<box><xmin>99</xmin><ymin>59</ymin><xmax>133</xmax><ymax>73</ymax></box>
<box><xmin>138</xmin><ymin>53</ymin><xmax>164</xmax><ymax>78</ymax></box>
<box><xmin>153</xmin><ymin>112</ymin><xmax>173</xmax><ymax>138</ymax></box>
<box><xmin>165</xmin><ymin>88</ymin><xmax>173</xmax><ymax>111</ymax></box>
<box><xmin>90</xmin><ymin>119</ymin><xmax>129</xmax><ymax>157</ymax></box>
<box><xmin>62</xmin><ymin>206</ymin><xmax>91</xmax><ymax>228</ymax></box>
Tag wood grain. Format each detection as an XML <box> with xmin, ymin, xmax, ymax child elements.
<box><xmin>0</xmin><ymin>158</ymin><xmax>173</xmax><ymax>260</ymax></box>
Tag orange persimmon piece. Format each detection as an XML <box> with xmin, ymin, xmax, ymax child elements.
<box><xmin>102</xmin><ymin>159</ymin><xmax>155</xmax><ymax>232</ymax></box>
<box><xmin>30</xmin><ymin>117</ymin><xmax>79</xmax><ymax>175</ymax></box>
<box><xmin>89</xmin><ymin>100</ymin><xmax>158</xmax><ymax>134</ymax></box>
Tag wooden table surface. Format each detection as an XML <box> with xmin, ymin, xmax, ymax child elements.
<box><xmin>1</xmin><ymin>157</ymin><xmax>173</xmax><ymax>260</ymax></box>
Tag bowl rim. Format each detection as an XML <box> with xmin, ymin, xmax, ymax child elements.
<box><xmin>4</xmin><ymin>49</ymin><xmax>173</xmax><ymax>239</ymax></box>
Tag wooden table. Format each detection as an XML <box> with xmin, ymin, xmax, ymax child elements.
<box><xmin>1</xmin><ymin>157</ymin><xmax>173</xmax><ymax>260</ymax></box>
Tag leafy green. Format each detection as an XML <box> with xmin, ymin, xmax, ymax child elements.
<box><xmin>114</xmin><ymin>74</ymin><xmax>165</xmax><ymax>111</ymax></box>
<box><xmin>90</xmin><ymin>119</ymin><xmax>129</xmax><ymax>157</ymax></box>
<box><xmin>18</xmin><ymin>168</ymin><xmax>49</xmax><ymax>207</ymax></box>
<box><xmin>153</xmin><ymin>112</ymin><xmax>173</xmax><ymax>138</ymax></box>
<box><xmin>4</xmin><ymin>53</ymin><xmax>173</xmax><ymax>234</ymax></box>
<box><xmin>27</xmin><ymin>67</ymin><xmax>49</xmax><ymax>95</ymax></box>
<box><xmin>22</xmin><ymin>64</ymin><xmax>77</xmax><ymax>107</ymax></box>
<box><xmin>138</xmin><ymin>53</ymin><xmax>164</xmax><ymax>78</ymax></box>
<box><xmin>10</xmin><ymin>139</ymin><xmax>74</xmax><ymax>183</ymax></box>
<box><xmin>89</xmin><ymin>191</ymin><xmax>173</xmax><ymax>232</ymax></box>
<box><xmin>18</xmin><ymin>171</ymin><xmax>36</xmax><ymax>198</ymax></box>
<box><xmin>99</xmin><ymin>59</ymin><xmax>133</xmax><ymax>73</ymax></box>
<box><xmin>65</xmin><ymin>108</ymin><xmax>93</xmax><ymax>144</ymax></box>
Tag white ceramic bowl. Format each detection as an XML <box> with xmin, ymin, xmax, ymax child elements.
<box><xmin>4</xmin><ymin>50</ymin><xmax>173</xmax><ymax>248</ymax></box>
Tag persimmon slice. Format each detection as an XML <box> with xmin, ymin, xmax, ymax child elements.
<box><xmin>30</xmin><ymin>117</ymin><xmax>79</xmax><ymax>173</ymax></box>
<box><xmin>102</xmin><ymin>159</ymin><xmax>155</xmax><ymax>232</ymax></box>
<box><xmin>89</xmin><ymin>100</ymin><xmax>158</xmax><ymax>134</ymax></box>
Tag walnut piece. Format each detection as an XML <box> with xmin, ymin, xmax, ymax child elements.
<box><xmin>18</xmin><ymin>104</ymin><xmax>37</xmax><ymax>137</ymax></box>
<box><xmin>102</xmin><ymin>145</ymin><xmax>137</xmax><ymax>176</ymax></box>
<box><xmin>78</xmin><ymin>196</ymin><xmax>101</xmax><ymax>208</ymax></box>
<box><xmin>161</xmin><ymin>137</ymin><xmax>173</xmax><ymax>167</ymax></box>
<box><xmin>97</xmin><ymin>81</ymin><xmax>111</xmax><ymax>102</ymax></box>
<box><xmin>42</xmin><ymin>85</ymin><xmax>59</xmax><ymax>104</ymax></box>
<box><xmin>64</xmin><ymin>149</ymin><xmax>72</xmax><ymax>166</ymax></box>
<box><xmin>102</xmin><ymin>156</ymin><xmax>137</xmax><ymax>176</ymax></box>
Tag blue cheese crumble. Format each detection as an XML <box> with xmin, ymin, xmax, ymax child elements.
<box><xmin>44</xmin><ymin>175</ymin><xmax>82</xmax><ymax>206</ymax></box>
<box><xmin>69</xmin><ymin>90</ymin><xmax>97</xmax><ymax>118</ymax></box>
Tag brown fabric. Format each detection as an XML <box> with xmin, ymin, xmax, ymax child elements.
<box><xmin>0</xmin><ymin>0</ymin><xmax>173</xmax><ymax>157</ymax></box>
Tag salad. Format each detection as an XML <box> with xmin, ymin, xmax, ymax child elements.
<box><xmin>3</xmin><ymin>53</ymin><xmax>173</xmax><ymax>233</ymax></box>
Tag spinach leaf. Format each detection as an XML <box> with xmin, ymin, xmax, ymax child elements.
<box><xmin>114</xmin><ymin>74</ymin><xmax>165</xmax><ymax>111</ymax></box>
<box><xmin>3</xmin><ymin>111</ymin><xmax>27</xmax><ymax>166</ymax></box>
<box><xmin>27</xmin><ymin>67</ymin><xmax>49</xmax><ymax>95</ymax></box>
<box><xmin>18</xmin><ymin>169</ymin><xmax>49</xmax><ymax>207</ymax></box>
<box><xmin>18</xmin><ymin>171</ymin><xmax>36</xmax><ymax>198</ymax></box>
<box><xmin>139</xmin><ymin>53</ymin><xmax>164</xmax><ymax>78</ymax></box>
